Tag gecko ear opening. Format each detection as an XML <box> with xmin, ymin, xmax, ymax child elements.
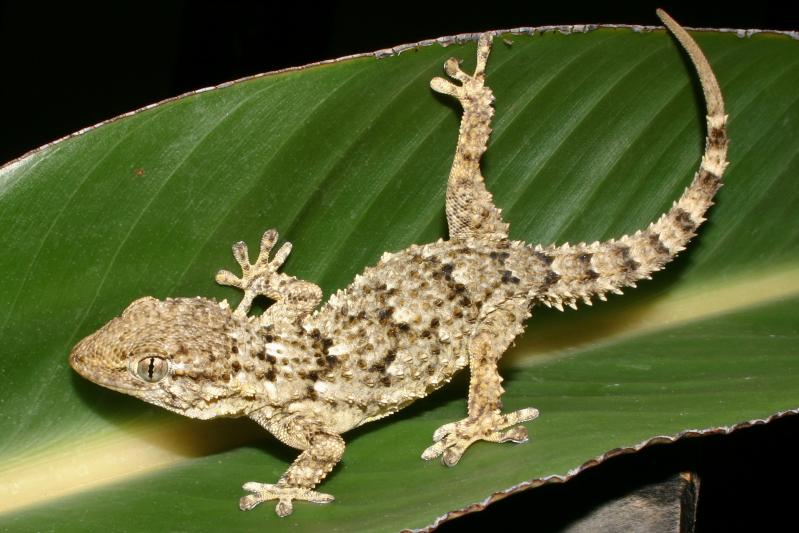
<box><xmin>133</xmin><ymin>355</ymin><xmax>169</xmax><ymax>383</ymax></box>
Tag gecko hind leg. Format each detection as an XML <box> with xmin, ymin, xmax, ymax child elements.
<box><xmin>431</xmin><ymin>32</ymin><xmax>510</xmax><ymax>241</ymax></box>
<box><xmin>422</xmin><ymin>299</ymin><xmax>539</xmax><ymax>466</ymax></box>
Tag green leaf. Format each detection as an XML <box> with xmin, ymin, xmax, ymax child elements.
<box><xmin>1</xmin><ymin>26</ymin><xmax>798</xmax><ymax>532</ymax></box>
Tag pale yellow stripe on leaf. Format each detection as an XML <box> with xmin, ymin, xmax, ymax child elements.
<box><xmin>510</xmin><ymin>264</ymin><xmax>799</xmax><ymax>365</ymax></box>
<box><xmin>0</xmin><ymin>418</ymin><xmax>260</xmax><ymax>514</ymax></box>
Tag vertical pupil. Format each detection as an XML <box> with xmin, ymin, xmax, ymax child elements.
<box><xmin>148</xmin><ymin>357</ymin><xmax>155</xmax><ymax>379</ymax></box>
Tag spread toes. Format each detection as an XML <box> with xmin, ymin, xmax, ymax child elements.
<box><xmin>421</xmin><ymin>407</ymin><xmax>539</xmax><ymax>466</ymax></box>
<box><xmin>240</xmin><ymin>481</ymin><xmax>334</xmax><ymax>517</ymax></box>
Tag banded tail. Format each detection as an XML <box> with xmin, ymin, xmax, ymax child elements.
<box><xmin>533</xmin><ymin>10</ymin><xmax>729</xmax><ymax>311</ymax></box>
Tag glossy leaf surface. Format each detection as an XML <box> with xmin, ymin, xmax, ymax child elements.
<box><xmin>1</xmin><ymin>26</ymin><xmax>797</xmax><ymax>532</ymax></box>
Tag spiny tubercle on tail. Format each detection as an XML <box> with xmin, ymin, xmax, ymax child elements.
<box><xmin>529</xmin><ymin>11</ymin><xmax>728</xmax><ymax>312</ymax></box>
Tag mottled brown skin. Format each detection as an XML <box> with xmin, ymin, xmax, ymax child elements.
<box><xmin>70</xmin><ymin>11</ymin><xmax>728</xmax><ymax>517</ymax></box>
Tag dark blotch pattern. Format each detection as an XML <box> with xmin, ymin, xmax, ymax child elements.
<box><xmin>672</xmin><ymin>207</ymin><xmax>697</xmax><ymax>233</ymax></box>
<box><xmin>543</xmin><ymin>270</ymin><xmax>561</xmax><ymax>289</ymax></box>
<box><xmin>708</xmin><ymin>126</ymin><xmax>726</xmax><ymax>146</ymax></box>
<box><xmin>696</xmin><ymin>169</ymin><xmax>722</xmax><ymax>195</ymax></box>
<box><xmin>648</xmin><ymin>232</ymin><xmax>671</xmax><ymax>256</ymax></box>
<box><xmin>616</xmin><ymin>245</ymin><xmax>640</xmax><ymax>273</ymax></box>
<box><xmin>377</xmin><ymin>308</ymin><xmax>394</xmax><ymax>322</ymax></box>
<box><xmin>533</xmin><ymin>251</ymin><xmax>554</xmax><ymax>266</ymax></box>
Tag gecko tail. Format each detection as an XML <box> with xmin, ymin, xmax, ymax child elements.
<box><xmin>533</xmin><ymin>10</ymin><xmax>728</xmax><ymax>311</ymax></box>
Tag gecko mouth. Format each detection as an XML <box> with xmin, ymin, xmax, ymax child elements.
<box><xmin>68</xmin><ymin>350</ymin><xmax>126</xmax><ymax>390</ymax></box>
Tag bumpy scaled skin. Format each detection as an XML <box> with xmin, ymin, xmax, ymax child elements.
<box><xmin>70</xmin><ymin>10</ymin><xmax>728</xmax><ymax>517</ymax></box>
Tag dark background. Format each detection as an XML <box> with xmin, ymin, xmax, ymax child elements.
<box><xmin>1</xmin><ymin>1</ymin><xmax>797</xmax><ymax>530</ymax></box>
<box><xmin>2</xmin><ymin>1</ymin><xmax>798</xmax><ymax>164</ymax></box>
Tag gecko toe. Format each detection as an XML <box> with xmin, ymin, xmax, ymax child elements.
<box><xmin>239</xmin><ymin>494</ymin><xmax>262</xmax><ymax>511</ymax></box>
<box><xmin>430</xmin><ymin>77</ymin><xmax>460</xmax><ymax>97</ymax></box>
<box><xmin>275</xmin><ymin>498</ymin><xmax>294</xmax><ymax>517</ymax></box>
<box><xmin>432</xmin><ymin>421</ymin><xmax>456</xmax><ymax>442</ymax></box>
<box><xmin>491</xmin><ymin>425</ymin><xmax>529</xmax><ymax>444</ymax></box>
<box><xmin>442</xmin><ymin>447</ymin><xmax>464</xmax><ymax>467</ymax></box>
<box><xmin>421</xmin><ymin>440</ymin><xmax>446</xmax><ymax>461</ymax></box>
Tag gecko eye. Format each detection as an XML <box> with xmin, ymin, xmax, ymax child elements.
<box><xmin>134</xmin><ymin>356</ymin><xmax>169</xmax><ymax>383</ymax></box>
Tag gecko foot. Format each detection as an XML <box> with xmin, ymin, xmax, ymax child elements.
<box><xmin>216</xmin><ymin>229</ymin><xmax>292</xmax><ymax>316</ymax></box>
<box><xmin>421</xmin><ymin>407</ymin><xmax>539</xmax><ymax>466</ymax></box>
<box><xmin>239</xmin><ymin>481</ymin><xmax>334</xmax><ymax>517</ymax></box>
<box><xmin>430</xmin><ymin>33</ymin><xmax>492</xmax><ymax>100</ymax></box>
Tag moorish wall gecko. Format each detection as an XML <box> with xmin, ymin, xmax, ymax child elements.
<box><xmin>70</xmin><ymin>10</ymin><xmax>728</xmax><ymax>517</ymax></box>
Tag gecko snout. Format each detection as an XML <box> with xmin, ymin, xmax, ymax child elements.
<box><xmin>68</xmin><ymin>325</ymin><xmax>127</xmax><ymax>386</ymax></box>
<box><xmin>69</xmin><ymin>331</ymin><xmax>100</xmax><ymax>379</ymax></box>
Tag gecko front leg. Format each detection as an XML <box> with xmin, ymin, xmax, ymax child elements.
<box><xmin>243</xmin><ymin>412</ymin><xmax>345</xmax><ymax>517</ymax></box>
<box><xmin>216</xmin><ymin>229</ymin><xmax>322</xmax><ymax>325</ymax></box>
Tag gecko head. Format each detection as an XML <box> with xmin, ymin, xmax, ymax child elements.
<box><xmin>70</xmin><ymin>296</ymin><xmax>251</xmax><ymax>418</ymax></box>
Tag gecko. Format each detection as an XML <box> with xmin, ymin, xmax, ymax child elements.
<box><xmin>69</xmin><ymin>10</ymin><xmax>728</xmax><ymax>517</ymax></box>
